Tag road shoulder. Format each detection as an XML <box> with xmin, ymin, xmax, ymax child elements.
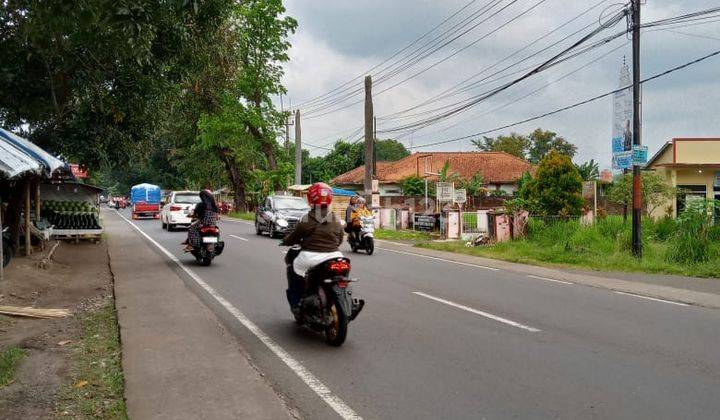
<box><xmin>105</xmin><ymin>211</ymin><xmax>292</xmax><ymax>419</ymax></box>
<box><xmin>377</xmin><ymin>239</ymin><xmax>720</xmax><ymax>309</ymax></box>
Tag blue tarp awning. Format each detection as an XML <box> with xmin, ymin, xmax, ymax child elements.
<box><xmin>0</xmin><ymin>128</ymin><xmax>66</xmax><ymax>178</ymax></box>
<box><xmin>332</xmin><ymin>187</ymin><xmax>358</xmax><ymax>197</ymax></box>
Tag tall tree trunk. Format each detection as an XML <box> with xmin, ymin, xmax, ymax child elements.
<box><xmin>217</xmin><ymin>149</ymin><xmax>248</xmax><ymax>212</ymax></box>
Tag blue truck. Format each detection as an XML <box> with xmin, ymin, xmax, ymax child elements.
<box><xmin>130</xmin><ymin>183</ymin><xmax>162</xmax><ymax>219</ymax></box>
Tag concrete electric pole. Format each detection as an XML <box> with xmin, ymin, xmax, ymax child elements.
<box><xmin>631</xmin><ymin>0</ymin><xmax>643</xmax><ymax>257</ymax></box>
<box><xmin>364</xmin><ymin>75</ymin><xmax>374</xmax><ymax>200</ymax></box>
<box><xmin>294</xmin><ymin>109</ymin><xmax>302</xmax><ymax>185</ymax></box>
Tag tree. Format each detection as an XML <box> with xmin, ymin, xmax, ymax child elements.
<box><xmin>472</xmin><ymin>133</ymin><xmax>529</xmax><ymax>158</ymax></box>
<box><xmin>375</xmin><ymin>139</ymin><xmax>410</xmax><ymax>162</ymax></box>
<box><xmin>523</xmin><ymin>150</ymin><xmax>583</xmax><ymax>216</ymax></box>
<box><xmin>576</xmin><ymin>159</ymin><xmax>600</xmax><ymax>181</ymax></box>
<box><xmin>0</xmin><ymin>0</ymin><xmax>239</xmax><ymax>167</ymax></box>
<box><xmin>606</xmin><ymin>172</ymin><xmax>677</xmax><ymax>217</ymax></box>
<box><xmin>527</xmin><ymin>128</ymin><xmax>577</xmax><ymax>163</ymax></box>
<box><xmin>402</xmin><ymin>175</ymin><xmax>425</xmax><ymax>196</ymax></box>
<box><xmin>458</xmin><ymin>173</ymin><xmax>485</xmax><ymax>197</ymax></box>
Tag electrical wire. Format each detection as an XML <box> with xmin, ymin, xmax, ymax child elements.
<box><xmin>411</xmin><ymin>47</ymin><xmax>720</xmax><ymax>149</ymax></box>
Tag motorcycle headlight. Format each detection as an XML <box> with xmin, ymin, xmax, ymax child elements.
<box><xmin>276</xmin><ymin>218</ymin><xmax>289</xmax><ymax>228</ymax></box>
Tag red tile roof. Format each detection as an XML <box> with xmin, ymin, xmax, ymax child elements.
<box><xmin>331</xmin><ymin>152</ymin><xmax>534</xmax><ymax>185</ymax></box>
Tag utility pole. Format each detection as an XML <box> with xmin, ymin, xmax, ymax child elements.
<box><xmin>294</xmin><ymin>110</ymin><xmax>302</xmax><ymax>185</ymax></box>
<box><xmin>631</xmin><ymin>0</ymin><xmax>642</xmax><ymax>257</ymax></box>
<box><xmin>364</xmin><ymin>75</ymin><xmax>374</xmax><ymax>200</ymax></box>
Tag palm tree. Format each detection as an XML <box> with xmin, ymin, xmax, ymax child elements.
<box><xmin>576</xmin><ymin>159</ymin><xmax>600</xmax><ymax>181</ymax></box>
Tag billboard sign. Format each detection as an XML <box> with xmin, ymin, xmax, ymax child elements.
<box><xmin>612</xmin><ymin>63</ymin><xmax>633</xmax><ymax>170</ymax></box>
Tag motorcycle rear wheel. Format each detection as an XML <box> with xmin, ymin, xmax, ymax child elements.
<box><xmin>324</xmin><ymin>294</ymin><xmax>348</xmax><ymax>347</ymax></box>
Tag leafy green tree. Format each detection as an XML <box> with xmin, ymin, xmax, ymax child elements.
<box><xmin>402</xmin><ymin>175</ymin><xmax>425</xmax><ymax>196</ymax></box>
<box><xmin>576</xmin><ymin>159</ymin><xmax>600</xmax><ymax>181</ymax></box>
<box><xmin>0</xmin><ymin>0</ymin><xmax>238</xmax><ymax>167</ymax></box>
<box><xmin>606</xmin><ymin>172</ymin><xmax>677</xmax><ymax>217</ymax></box>
<box><xmin>527</xmin><ymin>128</ymin><xmax>577</xmax><ymax>163</ymax></box>
<box><xmin>375</xmin><ymin>139</ymin><xmax>410</xmax><ymax>162</ymax></box>
<box><xmin>523</xmin><ymin>150</ymin><xmax>583</xmax><ymax>216</ymax></box>
<box><xmin>472</xmin><ymin>133</ymin><xmax>529</xmax><ymax>158</ymax></box>
<box><xmin>458</xmin><ymin>173</ymin><xmax>485</xmax><ymax>197</ymax></box>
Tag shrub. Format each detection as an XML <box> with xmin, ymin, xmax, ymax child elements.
<box><xmin>667</xmin><ymin>199</ymin><xmax>717</xmax><ymax>264</ymax></box>
<box><xmin>710</xmin><ymin>224</ymin><xmax>720</xmax><ymax>242</ymax></box>
<box><xmin>647</xmin><ymin>216</ymin><xmax>677</xmax><ymax>242</ymax></box>
<box><xmin>522</xmin><ymin>150</ymin><xmax>583</xmax><ymax>216</ymax></box>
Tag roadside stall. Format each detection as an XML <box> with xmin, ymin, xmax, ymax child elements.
<box><xmin>40</xmin><ymin>180</ymin><xmax>104</xmax><ymax>242</ymax></box>
<box><xmin>0</xmin><ymin>128</ymin><xmax>66</xmax><ymax>274</ymax></box>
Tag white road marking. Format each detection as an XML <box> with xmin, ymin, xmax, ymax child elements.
<box><xmin>527</xmin><ymin>275</ymin><xmax>573</xmax><ymax>285</ymax></box>
<box><xmin>412</xmin><ymin>291</ymin><xmax>541</xmax><ymax>332</ymax></box>
<box><xmin>115</xmin><ymin>211</ymin><xmax>362</xmax><ymax>420</ymax></box>
<box><xmin>378</xmin><ymin>248</ymin><xmax>499</xmax><ymax>271</ymax></box>
<box><xmin>613</xmin><ymin>291</ymin><xmax>689</xmax><ymax>306</ymax></box>
<box><xmin>229</xmin><ymin>234</ymin><xmax>248</xmax><ymax>241</ymax></box>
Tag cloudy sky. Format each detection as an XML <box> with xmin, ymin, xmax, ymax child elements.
<box><xmin>281</xmin><ymin>0</ymin><xmax>720</xmax><ymax>170</ymax></box>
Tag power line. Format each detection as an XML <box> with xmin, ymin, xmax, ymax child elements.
<box><xmin>380</xmin><ymin>0</ymin><xmax>613</xmax><ymax>121</ymax></box>
<box><xmin>412</xmin><ymin>47</ymin><xmax>720</xmax><ymax>149</ymax></box>
<box><xmin>303</xmin><ymin>0</ymin><xmax>509</xmax><ymax>116</ymax></box>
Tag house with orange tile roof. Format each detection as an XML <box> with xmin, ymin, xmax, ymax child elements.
<box><xmin>330</xmin><ymin>152</ymin><xmax>534</xmax><ymax>196</ymax></box>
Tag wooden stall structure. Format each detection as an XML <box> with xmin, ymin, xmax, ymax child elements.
<box><xmin>0</xmin><ymin>129</ymin><xmax>67</xmax><ymax>276</ymax></box>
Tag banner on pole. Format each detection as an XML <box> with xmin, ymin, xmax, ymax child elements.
<box><xmin>612</xmin><ymin>62</ymin><xmax>633</xmax><ymax>170</ymax></box>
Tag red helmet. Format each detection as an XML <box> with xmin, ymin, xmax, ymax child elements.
<box><xmin>307</xmin><ymin>182</ymin><xmax>333</xmax><ymax>206</ymax></box>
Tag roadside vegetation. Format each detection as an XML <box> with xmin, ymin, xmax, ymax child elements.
<box><xmin>418</xmin><ymin>214</ymin><xmax>720</xmax><ymax>278</ymax></box>
<box><xmin>375</xmin><ymin>229</ymin><xmax>431</xmax><ymax>242</ymax></box>
<box><xmin>228</xmin><ymin>211</ymin><xmax>255</xmax><ymax>221</ymax></box>
<box><xmin>0</xmin><ymin>346</ymin><xmax>27</xmax><ymax>387</ymax></box>
<box><xmin>57</xmin><ymin>303</ymin><xmax>127</xmax><ymax>419</ymax></box>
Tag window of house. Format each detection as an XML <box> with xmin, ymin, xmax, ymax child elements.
<box><xmin>677</xmin><ymin>184</ymin><xmax>706</xmax><ymax>214</ymax></box>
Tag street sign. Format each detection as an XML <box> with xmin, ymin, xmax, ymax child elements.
<box><xmin>372</xmin><ymin>179</ymin><xmax>379</xmax><ymax>193</ymax></box>
<box><xmin>613</xmin><ymin>151</ymin><xmax>632</xmax><ymax>170</ymax></box>
<box><xmin>453</xmin><ymin>188</ymin><xmax>467</xmax><ymax>204</ymax></box>
<box><xmin>632</xmin><ymin>145</ymin><xmax>648</xmax><ymax>166</ymax></box>
<box><xmin>371</xmin><ymin>193</ymin><xmax>380</xmax><ymax>208</ymax></box>
<box><xmin>436</xmin><ymin>182</ymin><xmax>454</xmax><ymax>202</ymax></box>
<box><xmin>414</xmin><ymin>215</ymin><xmax>436</xmax><ymax>231</ymax></box>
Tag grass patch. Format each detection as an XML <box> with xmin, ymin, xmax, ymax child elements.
<box><xmin>58</xmin><ymin>302</ymin><xmax>127</xmax><ymax>419</ymax></box>
<box><xmin>227</xmin><ymin>211</ymin><xmax>254</xmax><ymax>221</ymax></box>
<box><xmin>0</xmin><ymin>346</ymin><xmax>27</xmax><ymax>387</ymax></box>
<box><xmin>417</xmin><ymin>216</ymin><xmax>720</xmax><ymax>278</ymax></box>
<box><xmin>375</xmin><ymin>229</ymin><xmax>431</xmax><ymax>242</ymax></box>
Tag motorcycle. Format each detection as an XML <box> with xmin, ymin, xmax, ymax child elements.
<box><xmin>284</xmin><ymin>245</ymin><xmax>365</xmax><ymax>346</ymax></box>
<box><xmin>349</xmin><ymin>215</ymin><xmax>375</xmax><ymax>255</ymax></box>
<box><xmin>190</xmin><ymin>223</ymin><xmax>225</xmax><ymax>266</ymax></box>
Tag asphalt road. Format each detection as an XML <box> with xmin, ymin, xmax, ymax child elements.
<box><xmin>113</xmin><ymin>209</ymin><xmax>720</xmax><ymax>420</ymax></box>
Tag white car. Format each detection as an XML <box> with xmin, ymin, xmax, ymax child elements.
<box><xmin>161</xmin><ymin>191</ymin><xmax>201</xmax><ymax>231</ymax></box>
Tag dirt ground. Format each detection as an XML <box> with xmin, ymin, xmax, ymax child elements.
<box><xmin>0</xmin><ymin>239</ymin><xmax>114</xmax><ymax>419</ymax></box>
